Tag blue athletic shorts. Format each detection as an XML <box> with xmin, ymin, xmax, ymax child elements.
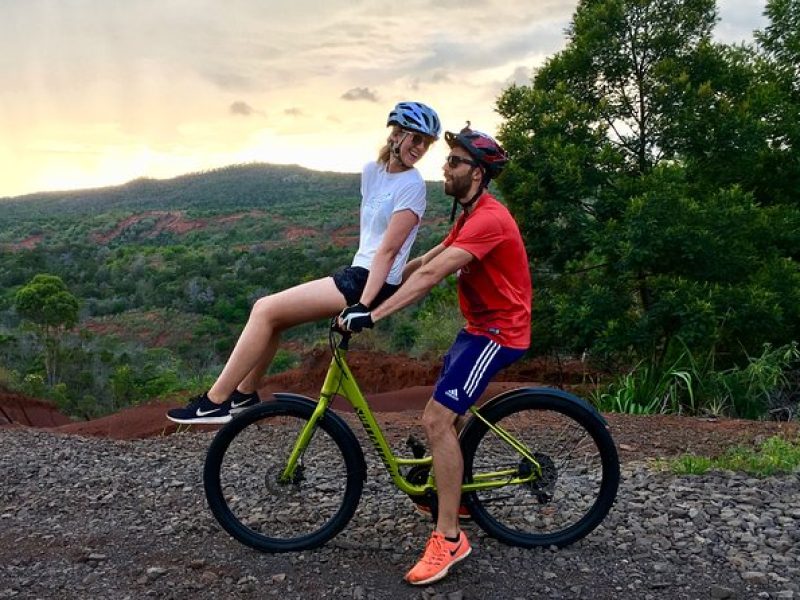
<box><xmin>432</xmin><ymin>329</ymin><xmax>527</xmax><ymax>415</ymax></box>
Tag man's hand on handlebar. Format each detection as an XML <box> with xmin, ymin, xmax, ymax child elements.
<box><xmin>337</xmin><ymin>302</ymin><xmax>374</xmax><ymax>333</ymax></box>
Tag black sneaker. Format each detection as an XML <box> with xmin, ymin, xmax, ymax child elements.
<box><xmin>229</xmin><ymin>389</ymin><xmax>261</xmax><ymax>415</ymax></box>
<box><xmin>166</xmin><ymin>393</ymin><xmax>232</xmax><ymax>424</ymax></box>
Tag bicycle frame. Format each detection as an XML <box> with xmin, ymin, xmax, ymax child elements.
<box><xmin>279</xmin><ymin>341</ymin><xmax>541</xmax><ymax>497</ymax></box>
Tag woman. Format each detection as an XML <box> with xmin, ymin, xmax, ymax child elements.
<box><xmin>167</xmin><ymin>101</ymin><xmax>441</xmax><ymax>423</ymax></box>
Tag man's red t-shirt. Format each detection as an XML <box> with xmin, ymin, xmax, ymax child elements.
<box><xmin>443</xmin><ymin>192</ymin><xmax>532</xmax><ymax>349</ymax></box>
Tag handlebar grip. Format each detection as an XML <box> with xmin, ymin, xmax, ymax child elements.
<box><xmin>330</xmin><ymin>318</ymin><xmax>352</xmax><ymax>350</ymax></box>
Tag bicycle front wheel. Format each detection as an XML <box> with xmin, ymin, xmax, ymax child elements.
<box><xmin>461</xmin><ymin>389</ymin><xmax>619</xmax><ymax>548</ymax></box>
<box><xmin>204</xmin><ymin>399</ymin><xmax>365</xmax><ymax>552</ymax></box>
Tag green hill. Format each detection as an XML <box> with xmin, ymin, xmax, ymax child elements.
<box><xmin>0</xmin><ymin>163</ymin><xmax>361</xmax><ymax>217</ymax></box>
<box><xmin>0</xmin><ymin>162</ymin><xmax>452</xmax><ymax>248</ymax></box>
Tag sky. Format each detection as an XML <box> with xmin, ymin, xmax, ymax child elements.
<box><xmin>0</xmin><ymin>0</ymin><xmax>769</xmax><ymax>199</ymax></box>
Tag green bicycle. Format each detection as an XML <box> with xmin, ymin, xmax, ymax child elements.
<box><xmin>203</xmin><ymin>324</ymin><xmax>620</xmax><ymax>552</ymax></box>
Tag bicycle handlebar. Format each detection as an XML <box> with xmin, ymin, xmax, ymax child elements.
<box><xmin>329</xmin><ymin>318</ymin><xmax>352</xmax><ymax>351</ymax></box>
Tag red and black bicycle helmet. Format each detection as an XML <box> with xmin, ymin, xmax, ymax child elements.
<box><xmin>444</xmin><ymin>124</ymin><xmax>508</xmax><ymax>180</ymax></box>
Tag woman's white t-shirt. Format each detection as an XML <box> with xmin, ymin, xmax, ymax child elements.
<box><xmin>351</xmin><ymin>161</ymin><xmax>427</xmax><ymax>285</ymax></box>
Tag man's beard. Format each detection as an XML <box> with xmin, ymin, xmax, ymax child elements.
<box><xmin>444</xmin><ymin>171</ymin><xmax>472</xmax><ymax>200</ymax></box>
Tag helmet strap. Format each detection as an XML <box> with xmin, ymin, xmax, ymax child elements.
<box><xmin>391</xmin><ymin>133</ymin><xmax>413</xmax><ymax>170</ymax></box>
<box><xmin>450</xmin><ymin>170</ymin><xmax>489</xmax><ymax>222</ymax></box>
<box><xmin>450</xmin><ymin>184</ymin><xmax>486</xmax><ymax>222</ymax></box>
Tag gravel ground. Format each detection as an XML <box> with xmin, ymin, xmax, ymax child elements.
<box><xmin>1</xmin><ymin>427</ymin><xmax>798</xmax><ymax>600</ymax></box>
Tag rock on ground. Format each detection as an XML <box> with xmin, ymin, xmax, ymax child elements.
<box><xmin>0</xmin><ymin>427</ymin><xmax>798</xmax><ymax>599</ymax></box>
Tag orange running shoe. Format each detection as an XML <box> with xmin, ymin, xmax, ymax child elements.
<box><xmin>413</xmin><ymin>501</ymin><xmax>471</xmax><ymax>520</ymax></box>
<box><xmin>404</xmin><ymin>530</ymin><xmax>472</xmax><ymax>585</ymax></box>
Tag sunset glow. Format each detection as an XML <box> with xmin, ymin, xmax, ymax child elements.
<box><xmin>0</xmin><ymin>0</ymin><xmax>767</xmax><ymax>198</ymax></box>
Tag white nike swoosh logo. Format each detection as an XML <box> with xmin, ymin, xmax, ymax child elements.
<box><xmin>230</xmin><ymin>399</ymin><xmax>252</xmax><ymax>408</ymax></box>
<box><xmin>196</xmin><ymin>407</ymin><xmax>221</xmax><ymax>417</ymax></box>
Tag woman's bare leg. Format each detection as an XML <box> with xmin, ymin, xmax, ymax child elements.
<box><xmin>207</xmin><ymin>277</ymin><xmax>347</xmax><ymax>403</ymax></box>
<box><xmin>236</xmin><ymin>333</ymin><xmax>280</xmax><ymax>394</ymax></box>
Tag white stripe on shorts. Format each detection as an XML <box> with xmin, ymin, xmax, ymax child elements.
<box><xmin>464</xmin><ymin>340</ymin><xmax>501</xmax><ymax>397</ymax></box>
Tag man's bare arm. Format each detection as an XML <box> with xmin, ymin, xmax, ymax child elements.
<box><xmin>400</xmin><ymin>243</ymin><xmax>447</xmax><ymax>283</ymax></box>
<box><xmin>372</xmin><ymin>245</ymin><xmax>473</xmax><ymax>323</ymax></box>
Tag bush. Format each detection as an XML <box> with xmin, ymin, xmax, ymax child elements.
<box><xmin>267</xmin><ymin>349</ymin><xmax>299</xmax><ymax>375</ymax></box>
<box><xmin>591</xmin><ymin>356</ymin><xmax>694</xmax><ymax>415</ymax></box>
<box><xmin>592</xmin><ymin>340</ymin><xmax>800</xmax><ymax>419</ymax></box>
<box><xmin>703</xmin><ymin>342</ymin><xmax>800</xmax><ymax>419</ymax></box>
<box><xmin>410</xmin><ymin>278</ymin><xmax>464</xmax><ymax>358</ymax></box>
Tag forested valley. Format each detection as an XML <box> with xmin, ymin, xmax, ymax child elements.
<box><xmin>3</xmin><ymin>0</ymin><xmax>800</xmax><ymax>423</ymax></box>
<box><xmin>0</xmin><ymin>164</ymin><xmax>458</xmax><ymax>418</ymax></box>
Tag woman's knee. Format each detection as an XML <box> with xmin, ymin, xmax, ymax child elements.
<box><xmin>250</xmin><ymin>295</ymin><xmax>280</xmax><ymax>326</ymax></box>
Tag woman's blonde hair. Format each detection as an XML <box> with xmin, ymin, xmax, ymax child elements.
<box><xmin>378</xmin><ymin>143</ymin><xmax>392</xmax><ymax>165</ymax></box>
<box><xmin>378</xmin><ymin>125</ymin><xmax>403</xmax><ymax>165</ymax></box>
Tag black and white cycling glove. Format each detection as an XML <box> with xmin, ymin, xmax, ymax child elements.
<box><xmin>338</xmin><ymin>302</ymin><xmax>374</xmax><ymax>332</ymax></box>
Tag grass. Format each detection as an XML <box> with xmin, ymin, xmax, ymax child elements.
<box><xmin>668</xmin><ymin>435</ymin><xmax>800</xmax><ymax>476</ymax></box>
<box><xmin>591</xmin><ymin>354</ymin><xmax>695</xmax><ymax>415</ymax></box>
<box><xmin>591</xmin><ymin>341</ymin><xmax>799</xmax><ymax>419</ymax></box>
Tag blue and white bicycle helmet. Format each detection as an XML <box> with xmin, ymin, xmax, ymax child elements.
<box><xmin>387</xmin><ymin>102</ymin><xmax>441</xmax><ymax>139</ymax></box>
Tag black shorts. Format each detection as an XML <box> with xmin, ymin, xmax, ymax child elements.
<box><xmin>332</xmin><ymin>266</ymin><xmax>400</xmax><ymax>307</ymax></box>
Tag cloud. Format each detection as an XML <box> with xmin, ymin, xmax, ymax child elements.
<box><xmin>0</xmin><ymin>0</ymin><xmax>767</xmax><ymax>197</ymax></box>
<box><xmin>414</xmin><ymin>28</ymin><xmax>562</xmax><ymax>74</ymax></box>
<box><xmin>507</xmin><ymin>66</ymin><xmax>533</xmax><ymax>86</ymax></box>
<box><xmin>341</xmin><ymin>87</ymin><xmax>379</xmax><ymax>102</ymax></box>
<box><xmin>429</xmin><ymin>0</ymin><xmax>483</xmax><ymax>7</ymax></box>
<box><xmin>229</xmin><ymin>101</ymin><xmax>256</xmax><ymax>116</ymax></box>
<box><xmin>205</xmin><ymin>70</ymin><xmax>261</xmax><ymax>92</ymax></box>
<box><xmin>430</xmin><ymin>70</ymin><xmax>453</xmax><ymax>84</ymax></box>
<box><xmin>715</xmin><ymin>0</ymin><xmax>769</xmax><ymax>43</ymax></box>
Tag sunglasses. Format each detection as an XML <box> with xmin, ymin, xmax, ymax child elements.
<box><xmin>403</xmin><ymin>131</ymin><xmax>432</xmax><ymax>149</ymax></box>
<box><xmin>445</xmin><ymin>155</ymin><xmax>479</xmax><ymax>169</ymax></box>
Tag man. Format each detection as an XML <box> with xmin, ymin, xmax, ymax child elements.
<box><xmin>338</xmin><ymin>125</ymin><xmax>532</xmax><ymax>585</ymax></box>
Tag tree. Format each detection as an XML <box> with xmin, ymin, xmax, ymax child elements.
<box><xmin>14</xmin><ymin>274</ymin><xmax>80</xmax><ymax>386</ymax></box>
<box><xmin>496</xmin><ymin>0</ymin><xmax>800</xmax><ymax>366</ymax></box>
<box><xmin>751</xmin><ymin>0</ymin><xmax>800</xmax><ymax>211</ymax></box>
<box><xmin>757</xmin><ymin>0</ymin><xmax>800</xmax><ymax>90</ymax></box>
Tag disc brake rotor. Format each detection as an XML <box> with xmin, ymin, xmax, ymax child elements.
<box><xmin>521</xmin><ymin>452</ymin><xmax>557</xmax><ymax>504</ymax></box>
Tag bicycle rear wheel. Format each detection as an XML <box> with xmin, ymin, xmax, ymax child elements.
<box><xmin>461</xmin><ymin>389</ymin><xmax>619</xmax><ymax>548</ymax></box>
<box><xmin>204</xmin><ymin>399</ymin><xmax>365</xmax><ymax>552</ymax></box>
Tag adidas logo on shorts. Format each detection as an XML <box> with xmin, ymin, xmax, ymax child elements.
<box><xmin>445</xmin><ymin>388</ymin><xmax>460</xmax><ymax>401</ymax></box>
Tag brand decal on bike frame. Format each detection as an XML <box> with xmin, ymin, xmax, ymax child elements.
<box><xmin>354</xmin><ymin>406</ymin><xmax>398</xmax><ymax>476</ymax></box>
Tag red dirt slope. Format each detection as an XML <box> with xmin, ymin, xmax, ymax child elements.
<box><xmin>44</xmin><ymin>382</ymin><xmax>530</xmax><ymax>441</ymax></box>
<box><xmin>0</xmin><ymin>390</ymin><xmax>71</xmax><ymax>428</ymax></box>
<box><xmin>0</xmin><ymin>350</ymin><xmax>581</xmax><ymax>440</ymax></box>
